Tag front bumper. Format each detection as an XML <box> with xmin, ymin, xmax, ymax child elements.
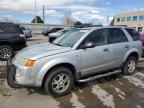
<box><xmin>7</xmin><ymin>58</ymin><xmax>35</xmax><ymax>87</ymax></box>
<box><xmin>15</xmin><ymin>74</ymin><xmax>34</xmax><ymax>86</ymax></box>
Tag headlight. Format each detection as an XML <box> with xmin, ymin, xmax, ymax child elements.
<box><xmin>15</xmin><ymin>56</ymin><xmax>35</xmax><ymax>67</ymax></box>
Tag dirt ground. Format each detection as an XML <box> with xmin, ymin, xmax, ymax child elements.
<box><xmin>0</xmin><ymin>35</ymin><xmax>144</xmax><ymax>108</ymax></box>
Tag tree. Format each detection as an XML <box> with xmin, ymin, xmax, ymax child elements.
<box><xmin>74</xmin><ymin>21</ymin><xmax>82</xmax><ymax>26</ymax></box>
<box><xmin>62</xmin><ymin>11</ymin><xmax>75</xmax><ymax>26</ymax></box>
<box><xmin>31</xmin><ymin>16</ymin><xmax>44</xmax><ymax>23</ymax></box>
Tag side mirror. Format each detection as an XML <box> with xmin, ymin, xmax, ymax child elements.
<box><xmin>81</xmin><ymin>42</ymin><xmax>95</xmax><ymax>49</ymax></box>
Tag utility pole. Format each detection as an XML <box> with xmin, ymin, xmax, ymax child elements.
<box><xmin>34</xmin><ymin>0</ymin><xmax>37</xmax><ymax>23</ymax></box>
<box><xmin>43</xmin><ymin>5</ymin><xmax>45</xmax><ymax>23</ymax></box>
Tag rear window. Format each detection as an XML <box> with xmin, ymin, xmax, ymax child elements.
<box><xmin>108</xmin><ymin>28</ymin><xmax>128</xmax><ymax>44</ymax></box>
<box><xmin>0</xmin><ymin>24</ymin><xmax>22</xmax><ymax>34</ymax></box>
<box><xmin>125</xmin><ymin>29</ymin><xmax>140</xmax><ymax>41</ymax></box>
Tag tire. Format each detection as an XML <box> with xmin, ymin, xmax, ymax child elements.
<box><xmin>0</xmin><ymin>45</ymin><xmax>14</xmax><ymax>61</ymax></box>
<box><xmin>44</xmin><ymin>67</ymin><xmax>74</xmax><ymax>97</ymax></box>
<box><xmin>122</xmin><ymin>56</ymin><xmax>137</xmax><ymax>75</ymax></box>
<box><xmin>7</xmin><ymin>65</ymin><xmax>21</xmax><ymax>88</ymax></box>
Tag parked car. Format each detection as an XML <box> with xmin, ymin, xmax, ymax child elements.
<box><xmin>49</xmin><ymin>29</ymin><xmax>69</xmax><ymax>43</ymax></box>
<box><xmin>7</xmin><ymin>26</ymin><xmax>142</xmax><ymax>97</ymax></box>
<box><xmin>0</xmin><ymin>22</ymin><xmax>27</xmax><ymax>61</ymax></box>
<box><xmin>42</xmin><ymin>28</ymin><xmax>63</xmax><ymax>36</ymax></box>
<box><xmin>20</xmin><ymin>26</ymin><xmax>32</xmax><ymax>39</ymax></box>
<box><xmin>139</xmin><ymin>32</ymin><xmax>144</xmax><ymax>57</ymax></box>
<box><xmin>139</xmin><ymin>32</ymin><xmax>144</xmax><ymax>45</ymax></box>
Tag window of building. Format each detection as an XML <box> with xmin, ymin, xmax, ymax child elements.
<box><xmin>127</xmin><ymin>16</ymin><xmax>131</xmax><ymax>21</ymax></box>
<box><xmin>133</xmin><ymin>16</ymin><xmax>137</xmax><ymax>21</ymax></box>
<box><xmin>117</xmin><ymin>18</ymin><xmax>120</xmax><ymax>22</ymax></box>
<box><xmin>108</xmin><ymin>28</ymin><xmax>128</xmax><ymax>44</ymax></box>
<box><xmin>121</xmin><ymin>17</ymin><xmax>125</xmax><ymax>22</ymax></box>
<box><xmin>139</xmin><ymin>15</ymin><xmax>144</xmax><ymax>21</ymax></box>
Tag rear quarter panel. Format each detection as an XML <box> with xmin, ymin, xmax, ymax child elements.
<box><xmin>123</xmin><ymin>41</ymin><xmax>142</xmax><ymax>62</ymax></box>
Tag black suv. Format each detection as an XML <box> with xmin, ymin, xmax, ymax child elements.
<box><xmin>42</xmin><ymin>28</ymin><xmax>63</xmax><ymax>36</ymax></box>
<box><xmin>0</xmin><ymin>22</ymin><xmax>27</xmax><ymax>60</ymax></box>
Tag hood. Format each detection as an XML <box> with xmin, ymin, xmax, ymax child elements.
<box><xmin>17</xmin><ymin>43</ymin><xmax>71</xmax><ymax>60</ymax></box>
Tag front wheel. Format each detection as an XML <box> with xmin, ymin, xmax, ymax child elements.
<box><xmin>44</xmin><ymin>67</ymin><xmax>74</xmax><ymax>97</ymax></box>
<box><xmin>122</xmin><ymin>56</ymin><xmax>137</xmax><ymax>75</ymax></box>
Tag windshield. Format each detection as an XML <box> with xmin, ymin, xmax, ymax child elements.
<box><xmin>53</xmin><ymin>29</ymin><xmax>89</xmax><ymax>47</ymax></box>
<box><xmin>57</xmin><ymin>29</ymin><xmax>64</xmax><ymax>33</ymax></box>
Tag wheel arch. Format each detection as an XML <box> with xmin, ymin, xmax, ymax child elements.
<box><xmin>35</xmin><ymin>59</ymin><xmax>78</xmax><ymax>87</ymax></box>
<box><xmin>0</xmin><ymin>41</ymin><xmax>14</xmax><ymax>48</ymax></box>
<box><xmin>123</xmin><ymin>49</ymin><xmax>139</xmax><ymax>62</ymax></box>
<box><xmin>41</xmin><ymin>63</ymin><xmax>76</xmax><ymax>87</ymax></box>
<box><xmin>127</xmin><ymin>52</ymin><xmax>139</xmax><ymax>60</ymax></box>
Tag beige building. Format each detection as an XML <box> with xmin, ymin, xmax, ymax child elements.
<box><xmin>114</xmin><ymin>9</ymin><xmax>144</xmax><ymax>32</ymax></box>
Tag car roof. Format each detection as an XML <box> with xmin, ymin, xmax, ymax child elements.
<box><xmin>0</xmin><ymin>22</ymin><xmax>14</xmax><ymax>24</ymax></box>
<box><xmin>0</xmin><ymin>22</ymin><xmax>19</xmax><ymax>26</ymax></box>
<box><xmin>74</xmin><ymin>26</ymin><xmax>134</xmax><ymax>31</ymax></box>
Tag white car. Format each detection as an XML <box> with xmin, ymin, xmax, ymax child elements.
<box><xmin>49</xmin><ymin>29</ymin><xmax>69</xmax><ymax>42</ymax></box>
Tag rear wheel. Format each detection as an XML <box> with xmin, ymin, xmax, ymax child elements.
<box><xmin>0</xmin><ymin>45</ymin><xmax>13</xmax><ymax>61</ymax></box>
<box><xmin>122</xmin><ymin>56</ymin><xmax>137</xmax><ymax>75</ymax></box>
<box><xmin>44</xmin><ymin>67</ymin><xmax>74</xmax><ymax>97</ymax></box>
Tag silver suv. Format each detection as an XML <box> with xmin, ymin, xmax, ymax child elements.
<box><xmin>7</xmin><ymin>26</ymin><xmax>142</xmax><ymax>97</ymax></box>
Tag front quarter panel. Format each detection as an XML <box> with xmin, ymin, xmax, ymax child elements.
<box><xmin>34</xmin><ymin>50</ymin><xmax>81</xmax><ymax>87</ymax></box>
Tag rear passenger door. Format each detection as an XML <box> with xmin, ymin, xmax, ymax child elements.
<box><xmin>107</xmin><ymin>28</ymin><xmax>129</xmax><ymax>68</ymax></box>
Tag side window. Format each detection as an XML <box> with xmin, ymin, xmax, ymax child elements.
<box><xmin>0</xmin><ymin>28</ymin><xmax>5</xmax><ymax>34</ymax></box>
<box><xmin>108</xmin><ymin>28</ymin><xmax>128</xmax><ymax>44</ymax></box>
<box><xmin>84</xmin><ymin>29</ymin><xmax>107</xmax><ymax>46</ymax></box>
<box><xmin>0</xmin><ymin>25</ymin><xmax>22</xmax><ymax>34</ymax></box>
<box><xmin>125</xmin><ymin>29</ymin><xmax>140</xmax><ymax>41</ymax></box>
<box><xmin>0</xmin><ymin>25</ymin><xmax>5</xmax><ymax>34</ymax></box>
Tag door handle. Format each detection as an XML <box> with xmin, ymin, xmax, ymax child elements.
<box><xmin>103</xmin><ymin>48</ymin><xmax>109</xmax><ymax>52</ymax></box>
<box><xmin>125</xmin><ymin>45</ymin><xmax>129</xmax><ymax>49</ymax></box>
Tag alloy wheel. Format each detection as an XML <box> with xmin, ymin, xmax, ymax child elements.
<box><xmin>0</xmin><ymin>47</ymin><xmax>12</xmax><ymax>59</ymax></box>
<box><xmin>51</xmin><ymin>73</ymin><xmax>70</xmax><ymax>93</ymax></box>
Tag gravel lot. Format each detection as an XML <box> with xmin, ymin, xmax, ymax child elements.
<box><xmin>0</xmin><ymin>35</ymin><xmax>144</xmax><ymax>108</ymax></box>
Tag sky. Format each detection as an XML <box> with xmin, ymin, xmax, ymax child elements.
<box><xmin>0</xmin><ymin>0</ymin><xmax>144</xmax><ymax>25</ymax></box>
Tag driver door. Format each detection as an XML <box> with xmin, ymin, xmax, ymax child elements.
<box><xmin>80</xmin><ymin>28</ymin><xmax>115</xmax><ymax>76</ymax></box>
